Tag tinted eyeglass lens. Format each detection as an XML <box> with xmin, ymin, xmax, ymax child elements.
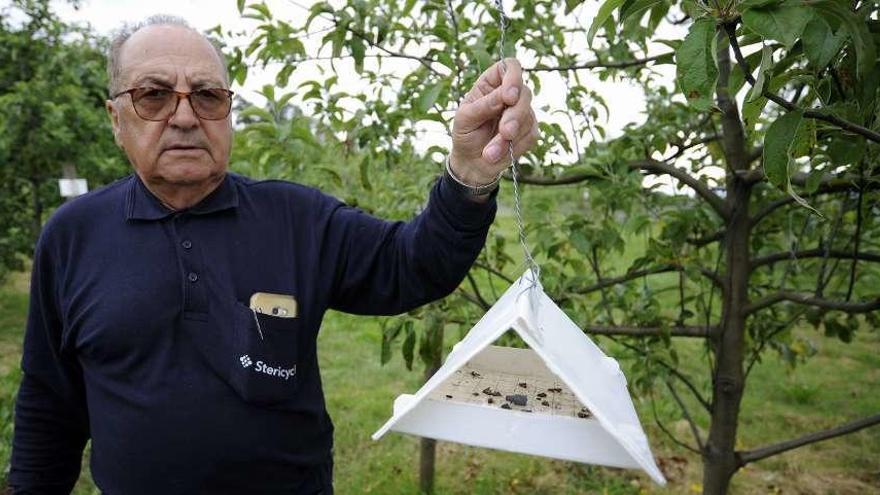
<box><xmin>191</xmin><ymin>89</ymin><xmax>232</xmax><ymax>119</ymax></box>
<box><xmin>130</xmin><ymin>88</ymin><xmax>232</xmax><ymax>120</ymax></box>
<box><xmin>133</xmin><ymin>88</ymin><xmax>175</xmax><ymax>120</ymax></box>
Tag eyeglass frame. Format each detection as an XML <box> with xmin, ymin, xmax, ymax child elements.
<box><xmin>111</xmin><ymin>87</ymin><xmax>235</xmax><ymax>121</ymax></box>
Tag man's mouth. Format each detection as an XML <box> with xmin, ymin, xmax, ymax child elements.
<box><xmin>165</xmin><ymin>145</ymin><xmax>205</xmax><ymax>152</ymax></box>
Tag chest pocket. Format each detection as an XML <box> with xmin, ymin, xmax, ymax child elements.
<box><xmin>191</xmin><ymin>301</ymin><xmax>301</xmax><ymax>408</ymax></box>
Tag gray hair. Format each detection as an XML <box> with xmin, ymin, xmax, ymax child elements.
<box><xmin>107</xmin><ymin>15</ymin><xmax>229</xmax><ymax>96</ymax></box>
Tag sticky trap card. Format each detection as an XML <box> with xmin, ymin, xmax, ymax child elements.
<box><xmin>372</xmin><ymin>270</ymin><xmax>667</xmax><ymax>485</ymax></box>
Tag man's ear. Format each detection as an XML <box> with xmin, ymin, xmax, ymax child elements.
<box><xmin>105</xmin><ymin>99</ymin><xmax>123</xmax><ymax>148</ymax></box>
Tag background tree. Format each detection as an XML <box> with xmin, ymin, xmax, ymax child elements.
<box><xmin>0</xmin><ymin>0</ymin><xmax>128</xmax><ymax>281</ymax></box>
<box><xmin>224</xmin><ymin>0</ymin><xmax>880</xmax><ymax>493</ymax></box>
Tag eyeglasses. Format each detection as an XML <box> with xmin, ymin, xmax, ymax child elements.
<box><xmin>112</xmin><ymin>87</ymin><xmax>234</xmax><ymax>121</ymax></box>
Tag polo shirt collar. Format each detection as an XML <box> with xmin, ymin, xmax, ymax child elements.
<box><xmin>126</xmin><ymin>173</ymin><xmax>239</xmax><ymax>221</ymax></box>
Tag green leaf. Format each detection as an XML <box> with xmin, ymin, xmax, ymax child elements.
<box><xmin>566</xmin><ymin>0</ymin><xmax>588</xmax><ymax>14</ymax></box>
<box><xmin>330</xmin><ymin>28</ymin><xmax>346</xmax><ymax>58</ymax></box>
<box><xmin>801</xmin><ymin>17</ymin><xmax>845</xmax><ymax>70</ymax></box>
<box><xmin>739</xmin><ymin>0</ymin><xmax>782</xmax><ymax>8</ymax></box>
<box><xmin>402</xmin><ymin>321</ymin><xmax>415</xmax><ymax>371</ymax></box>
<box><xmin>318</xmin><ymin>167</ymin><xmax>343</xmax><ymax>187</ymax></box>
<box><xmin>247</xmin><ymin>2</ymin><xmax>272</xmax><ymax>20</ymax></box>
<box><xmin>805</xmin><ymin>167</ymin><xmax>826</xmax><ymax>193</ymax></box>
<box><xmin>276</xmin><ymin>64</ymin><xmax>294</xmax><ymax>87</ymax></box>
<box><xmin>827</xmin><ymin>134</ymin><xmax>866</xmax><ymax>166</ymax></box>
<box><xmin>359</xmin><ymin>155</ymin><xmax>372</xmax><ymax>190</ymax></box>
<box><xmin>763</xmin><ymin>110</ymin><xmax>803</xmax><ymax>190</ymax></box>
<box><xmin>237</xmin><ymin>0</ymin><xmax>246</xmax><ymax>14</ymax></box>
<box><xmin>306</xmin><ymin>2</ymin><xmax>334</xmax><ymax>31</ymax></box>
<box><xmin>809</xmin><ymin>0</ymin><xmax>876</xmax><ymax>77</ymax></box>
<box><xmin>239</xmin><ymin>106</ymin><xmax>274</xmax><ymax>122</ymax></box>
<box><xmin>747</xmin><ymin>45</ymin><xmax>773</xmax><ymax>102</ymax></box>
<box><xmin>260</xmin><ymin>84</ymin><xmax>275</xmax><ymax>102</ymax></box>
<box><xmin>350</xmin><ymin>37</ymin><xmax>365</xmax><ymax>73</ymax></box>
<box><xmin>587</xmin><ymin>0</ymin><xmax>627</xmax><ymax>47</ymax></box>
<box><xmin>570</xmin><ymin>230</ymin><xmax>591</xmax><ymax>254</ymax></box>
<box><xmin>402</xmin><ymin>0</ymin><xmax>417</xmax><ymax>16</ymax></box>
<box><xmin>655</xmin><ymin>39</ymin><xmax>682</xmax><ymax>50</ymax></box>
<box><xmin>741</xmin><ymin>3</ymin><xmax>813</xmax><ymax>49</ymax></box>
<box><xmin>791</xmin><ymin>117</ymin><xmax>816</xmax><ymax>158</ymax></box>
<box><xmin>763</xmin><ymin>110</ymin><xmax>823</xmax><ymax>215</ymax></box>
<box><xmin>417</xmin><ymin>80</ymin><xmax>445</xmax><ymax>113</ymax></box>
<box><xmin>654</xmin><ymin>52</ymin><xmax>675</xmax><ymax>65</ymax></box>
<box><xmin>620</xmin><ymin>0</ymin><xmax>665</xmax><ymax>24</ymax></box>
<box><xmin>742</xmin><ymin>94</ymin><xmax>768</xmax><ymax>134</ymax></box>
<box><xmin>676</xmin><ymin>18</ymin><xmax>718</xmax><ymax>111</ymax></box>
<box><xmin>381</xmin><ymin>322</ymin><xmax>403</xmax><ymax>365</ymax></box>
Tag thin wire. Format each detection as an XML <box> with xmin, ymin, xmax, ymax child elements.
<box><xmin>493</xmin><ymin>0</ymin><xmax>540</xmax><ymax>283</ymax></box>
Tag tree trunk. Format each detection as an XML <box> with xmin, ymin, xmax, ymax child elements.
<box><xmin>702</xmin><ymin>32</ymin><xmax>752</xmax><ymax>494</ymax></box>
<box><xmin>419</xmin><ymin>436</ymin><xmax>437</xmax><ymax>495</ymax></box>
<box><xmin>702</xmin><ymin>176</ymin><xmax>750</xmax><ymax>494</ymax></box>
<box><xmin>419</xmin><ymin>362</ymin><xmax>441</xmax><ymax>494</ymax></box>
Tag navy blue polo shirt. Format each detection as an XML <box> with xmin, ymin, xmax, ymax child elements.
<box><xmin>11</xmin><ymin>172</ymin><xmax>496</xmax><ymax>494</ymax></box>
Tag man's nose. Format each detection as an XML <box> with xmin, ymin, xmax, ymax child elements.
<box><xmin>168</xmin><ymin>94</ymin><xmax>200</xmax><ymax>128</ymax></box>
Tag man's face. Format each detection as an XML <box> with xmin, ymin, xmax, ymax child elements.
<box><xmin>106</xmin><ymin>25</ymin><xmax>232</xmax><ymax>190</ymax></box>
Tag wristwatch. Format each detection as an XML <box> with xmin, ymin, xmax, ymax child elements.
<box><xmin>444</xmin><ymin>155</ymin><xmax>503</xmax><ymax>197</ymax></box>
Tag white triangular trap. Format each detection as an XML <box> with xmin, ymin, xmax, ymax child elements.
<box><xmin>372</xmin><ymin>270</ymin><xmax>666</xmax><ymax>485</ymax></box>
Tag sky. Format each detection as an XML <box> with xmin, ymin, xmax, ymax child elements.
<box><xmin>32</xmin><ymin>0</ymin><xmax>692</xmax><ymax>190</ymax></box>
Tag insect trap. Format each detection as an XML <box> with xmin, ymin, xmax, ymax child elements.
<box><xmin>372</xmin><ymin>271</ymin><xmax>666</xmax><ymax>484</ymax></box>
<box><xmin>373</xmin><ymin>0</ymin><xmax>665</xmax><ymax>486</ymax></box>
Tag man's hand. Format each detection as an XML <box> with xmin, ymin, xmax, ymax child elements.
<box><xmin>450</xmin><ymin>58</ymin><xmax>539</xmax><ymax>186</ymax></box>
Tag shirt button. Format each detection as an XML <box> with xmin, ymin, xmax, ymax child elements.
<box><xmin>187</xmin><ymin>272</ymin><xmax>199</xmax><ymax>283</ymax></box>
<box><xmin>181</xmin><ymin>240</ymin><xmax>193</xmax><ymax>250</ymax></box>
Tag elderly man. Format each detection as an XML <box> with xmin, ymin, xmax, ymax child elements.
<box><xmin>10</xmin><ymin>15</ymin><xmax>538</xmax><ymax>495</ymax></box>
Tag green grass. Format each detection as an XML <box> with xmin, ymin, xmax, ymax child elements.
<box><xmin>1</xmin><ymin>260</ymin><xmax>878</xmax><ymax>494</ymax></box>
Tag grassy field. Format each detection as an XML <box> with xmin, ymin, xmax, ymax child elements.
<box><xmin>1</xmin><ymin>263</ymin><xmax>878</xmax><ymax>494</ymax></box>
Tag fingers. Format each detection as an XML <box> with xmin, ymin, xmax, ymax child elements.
<box><xmin>455</xmin><ymin>86</ymin><xmax>507</xmax><ymax>134</ymax></box>
<box><xmin>456</xmin><ymin>73</ymin><xmax>532</xmax><ymax>136</ymax></box>
<box><xmin>481</xmin><ymin>91</ymin><xmax>535</xmax><ymax>162</ymax></box>
<box><xmin>462</xmin><ymin>57</ymin><xmax>524</xmax><ymax>104</ymax></box>
<box><xmin>482</xmin><ymin>108</ymin><xmax>539</xmax><ymax>163</ymax></box>
<box><xmin>451</xmin><ymin>57</ymin><xmax>539</xmax><ymax>172</ymax></box>
<box><xmin>498</xmin><ymin>87</ymin><xmax>532</xmax><ymax>141</ymax></box>
<box><xmin>499</xmin><ymin>58</ymin><xmax>523</xmax><ymax>107</ymax></box>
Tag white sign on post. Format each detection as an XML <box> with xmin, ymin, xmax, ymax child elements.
<box><xmin>59</xmin><ymin>178</ymin><xmax>88</xmax><ymax>198</ymax></box>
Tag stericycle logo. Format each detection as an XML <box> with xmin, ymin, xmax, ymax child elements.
<box><xmin>239</xmin><ymin>354</ymin><xmax>296</xmax><ymax>380</ymax></box>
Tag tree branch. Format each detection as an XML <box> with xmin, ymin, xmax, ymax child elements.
<box><xmin>504</xmin><ymin>171</ymin><xmax>601</xmax><ymax>186</ymax></box>
<box><xmin>650</xmin><ymin>393</ymin><xmax>702</xmax><ymax>454</ymax></box>
<box><xmin>750</xmin><ymin>176</ymin><xmax>878</xmax><ymax>226</ymax></box>
<box><xmin>738</xmin><ymin>413</ymin><xmax>880</xmax><ymax>467</ymax></box>
<box><xmin>751</xmin><ymin>249</ymin><xmax>880</xmax><ymax>269</ymax></box>
<box><xmin>725</xmin><ymin>22</ymin><xmax>880</xmax><ymax>144</ymax></box>
<box><xmin>605</xmin><ymin>335</ymin><xmax>711</xmax><ymax>411</ymax></box>
<box><xmin>525</xmin><ymin>52</ymin><xmax>673</xmax><ymax>72</ymax></box>
<box><xmin>457</xmin><ymin>289</ymin><xmax>490</xmax><ymax>311</ymax></box>
<box><xmin>666</xmin><ymin>134</ymin><xmax>720</xmax><ymax>161</ymax></box>
<box><xmin>472</xmin><ymin>261</ymin><xmax>514</xmax><ymax>284</ymax></box>
<box><xmin>687</xmin><ymin>230</ymin><xmax>725</xmax><ymax>247</ymax></box>
<box><xmin>584</xmin><ymin>325</ymin><xmax>719</xmax><ymax>337</ymax></box>
<box><xmin>514</xmin><ymin>159</ymin><xmax>729</xmax><ymax>219</ymax></box>
<box><xmin>466</xmin><ymin>272</ymin><xmax>490</xmax><ymax>310</ymax></box>
<box><xmin>666</xmin><ymin>380</ymin><xmax>705</xmax><ymax>450</ymax></box>
<box><xmin>576</xmin><ymin>264</ymin><xmax>724</xmax><ymax>294</ymax></box>
<box><xmin>637</xmin><ymin>159</ymin><xmax>730</xmax><ymax>219</ymax></box>
<box><xmin>846</xmin><ymin>166</ymin><xmax>865</xmax><ymax>301</ymax></box>
<box><xmin>339</xmin><ymin>21</ymin><xmax>442</xmax><ymax>76</ymax></box>
<box><xmin>745</xmin><ymin>292</ymin><xmax>880</xmax><ymax>315</ymax></box>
